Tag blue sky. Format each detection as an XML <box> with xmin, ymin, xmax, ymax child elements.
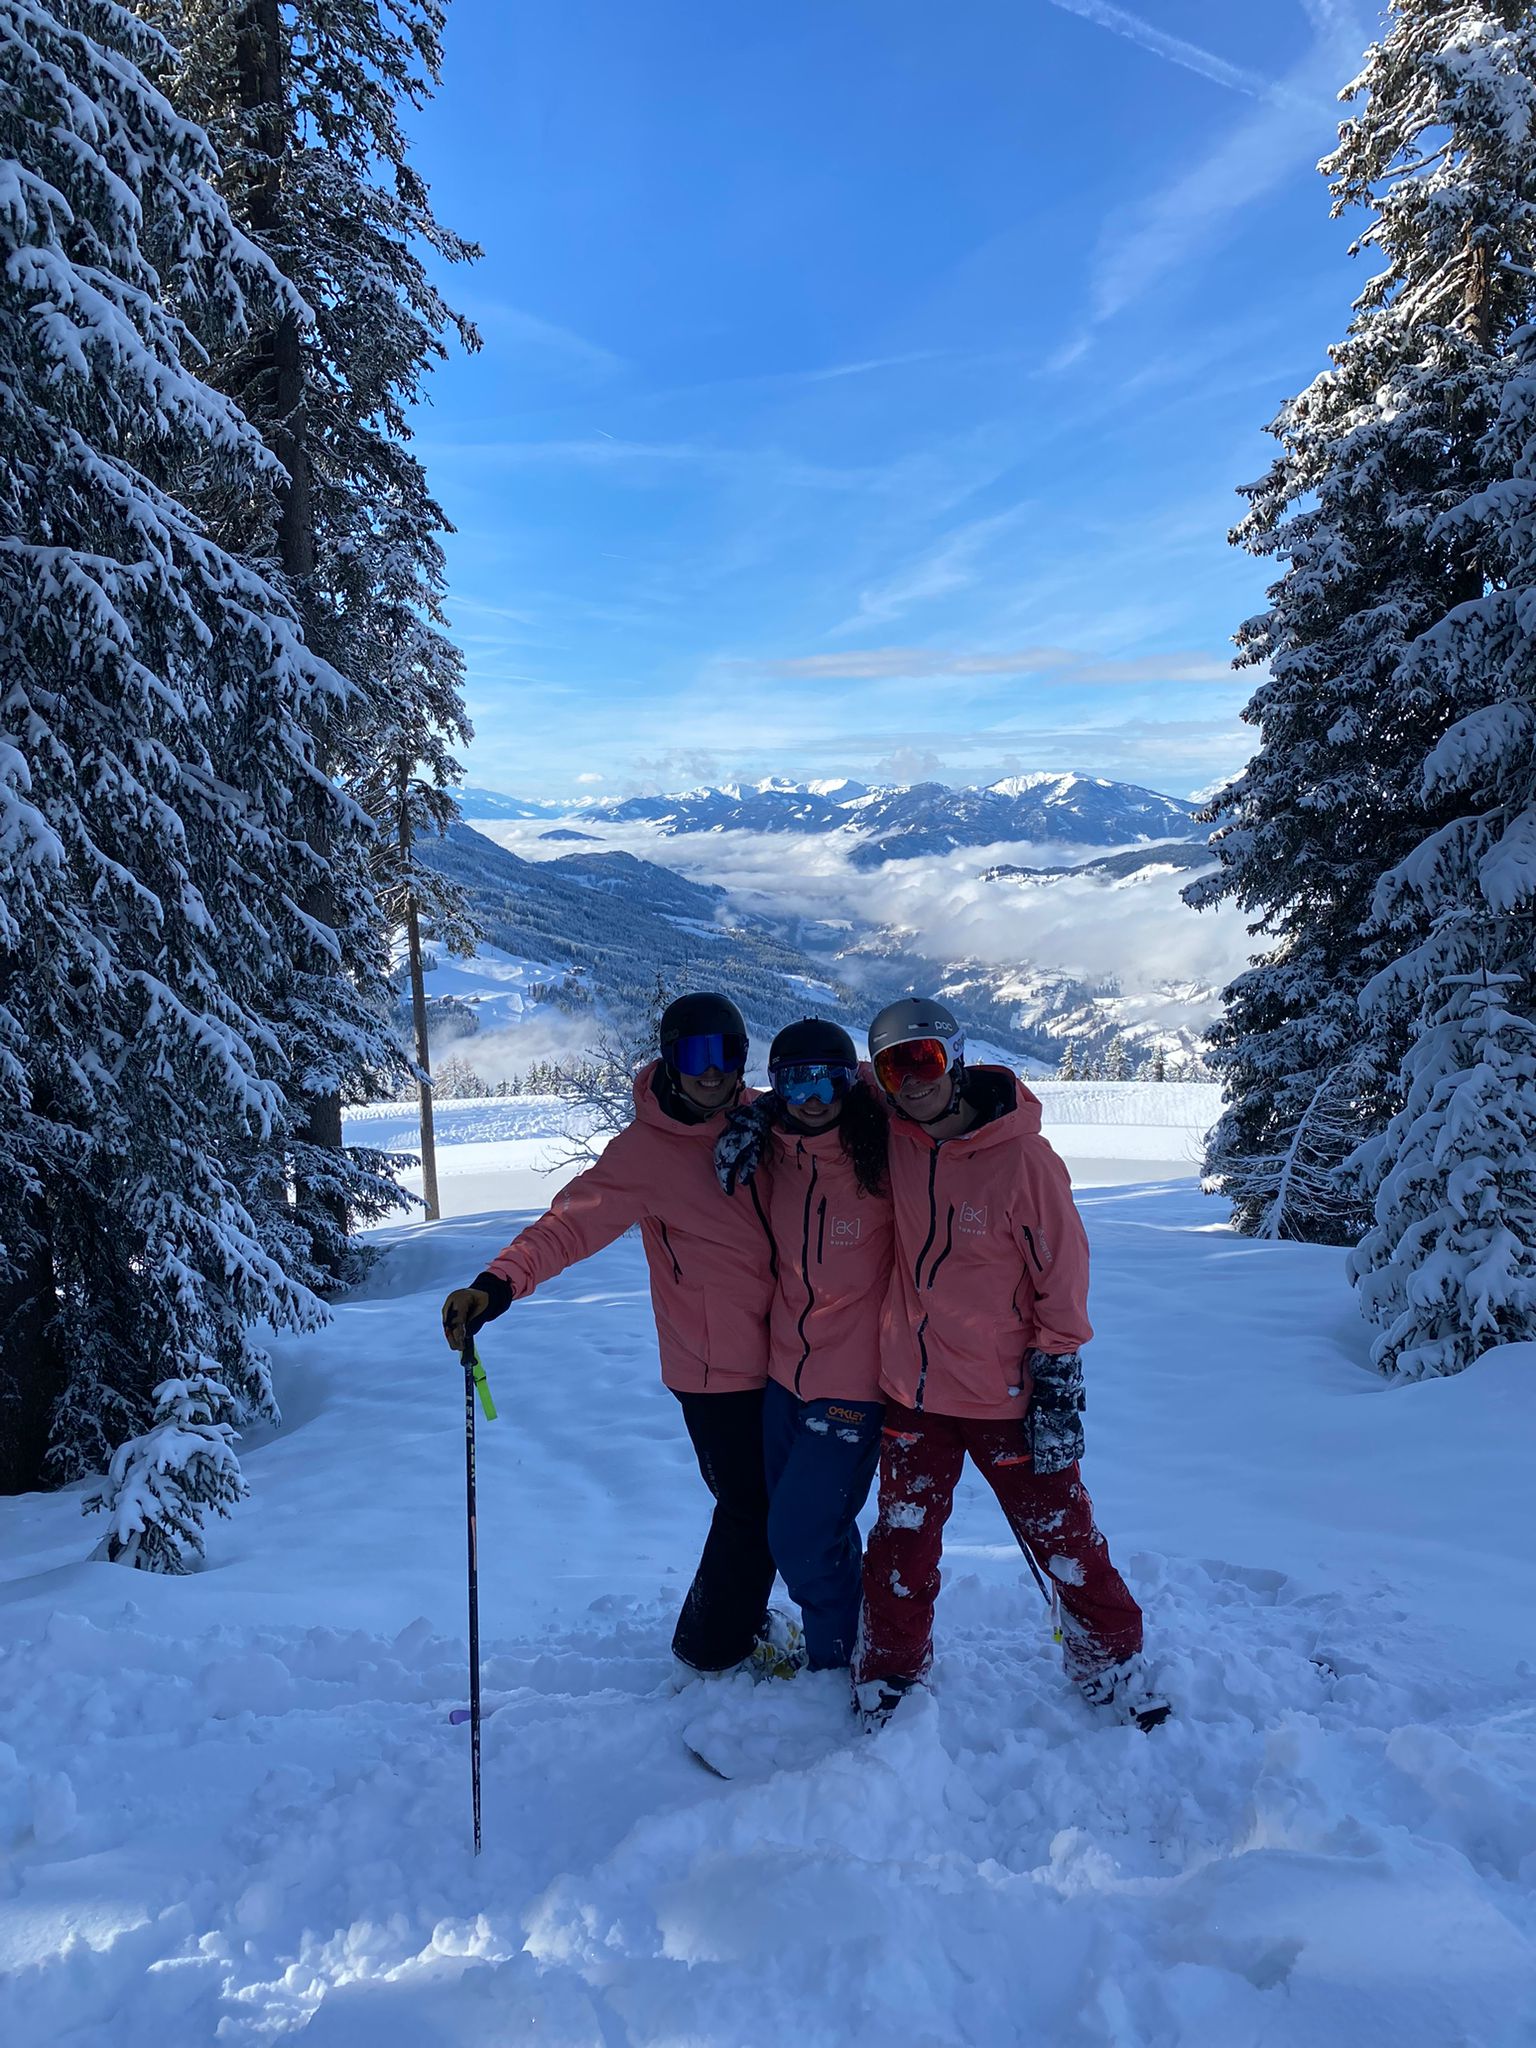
<box><xmin>409</xmin><ymin>0</ymin><xmax>1383</xmax><ymax>802</ymax></box>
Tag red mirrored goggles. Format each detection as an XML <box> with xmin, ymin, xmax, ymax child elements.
<box><xmin>872</xmin><ymin>1037</ymin><xmax>955</xmax><ymax>1094</ymax></box>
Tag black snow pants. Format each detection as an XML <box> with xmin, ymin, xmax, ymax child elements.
<box><xmin>671</xmin><ymin>1387</ymin><xmax>777</xmax><ymax>1672</ymax></box>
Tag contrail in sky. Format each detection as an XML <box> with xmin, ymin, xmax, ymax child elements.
<box><xmin>1042</xmin><ymin>0</ymin><xmax>1273</xmax><ymax>99</ymax></box>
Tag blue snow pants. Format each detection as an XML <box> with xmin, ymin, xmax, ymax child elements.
<box><xmin>762</xmin><ymin>1378</ymin><xmax>885</xmax><ymax>1670</ymax></box>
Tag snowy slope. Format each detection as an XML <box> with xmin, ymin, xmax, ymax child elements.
<box><xmin>2</xmin><ymin>1106</ymin><xmax>1534</xmax><ymax>2045</ymax></box>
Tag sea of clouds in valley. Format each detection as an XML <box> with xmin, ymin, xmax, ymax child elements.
<box><xmin>474</xmin><ymin>816</ymin><xmax>1252</xmax><ymax>999</ymax></box>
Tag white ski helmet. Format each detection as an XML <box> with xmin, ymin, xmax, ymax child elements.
<box><xmin>867</xmin><ymin>996</ymin><xmax>965</xmax><ymax>1086</ymax></box>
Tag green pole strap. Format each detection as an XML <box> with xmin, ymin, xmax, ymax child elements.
<box><xmin>470</xmin><ymin>1346</ymin><xmax>497</xmax><ymax>1422</ymax></box>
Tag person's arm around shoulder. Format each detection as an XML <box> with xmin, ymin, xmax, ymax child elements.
<box><xmin>441</xmin><ymin>1123</ymin><xmax>652</xmax><ymax>1349</ymax></box>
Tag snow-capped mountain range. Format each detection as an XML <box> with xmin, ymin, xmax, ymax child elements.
<box><xmin>459</xmin><ymin>773</ymin><xmax>1202</xmax><ymax>867</ymax></box>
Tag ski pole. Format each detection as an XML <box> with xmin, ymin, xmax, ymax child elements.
<box><xmin>1019</xmin><ymin>1539</ymin><xmax>1063</xmax><ymax>1644</ymax></box>
<box><xmin>460</xmin><ymin>1335</ymin><xmax>496</xmax><ymax>1853</ymax></box>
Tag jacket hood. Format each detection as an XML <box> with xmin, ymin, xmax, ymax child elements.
<box><xmin>887</xmin><ymin>1063</ymin><xmax>1042</xmax><ymax>1151</ymax></box>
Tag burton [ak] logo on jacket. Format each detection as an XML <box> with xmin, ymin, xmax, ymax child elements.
<box><xmin>828</xmin><ymin>1216</ymin><xmax>862</xmax><ymax>1248</ymax></box>
<box><xmin>957</xmin><ymin>1202</ymin><xmax>988</xmax><ymax>1235</ymax></box>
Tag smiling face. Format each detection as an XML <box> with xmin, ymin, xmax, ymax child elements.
<box><xmin>784</xmin><ymin>1089</ymin><xmax>843</xmax><ymax>1133</ymax></box>
<box><xmin>895</xmin><ymin>1067</ymin><xmax>959</xmax><ymax>1124</ymax></box>
<box><xmin>676</xmin><ymin>1065</ymin><xmax>740</xmax><ymax>1114</ymax></box>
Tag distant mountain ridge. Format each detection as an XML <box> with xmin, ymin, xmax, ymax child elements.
<box><xmin>982</xmin><ymin>842</ymin><xmax>1216</xmax><ymax>885</ymax></box>
<box><xmin>459</xmin><ymin>774</ymin><xmax>1202</xmax><ymax>865</ymax></box>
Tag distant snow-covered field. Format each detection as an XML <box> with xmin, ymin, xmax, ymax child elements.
<box><xmin>4</xmin><ymin>1096</ymin><xmax>1533</xmax><ymax>2045</ymax></box>
<box><xmin>347</xmin><ymin>1080</ymin><xmax>1223</xmax><ymax>1217</ymax></box>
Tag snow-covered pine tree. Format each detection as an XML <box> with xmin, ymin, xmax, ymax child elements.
<box><xmin>1349</xmin><ymin>969</ymin><xmax>1536</xmax><ymax>1375</ymax></box>
<box><xmin>0</xmin><ymin>0</ymin><xmax>359</xmax><ymax>1549</ymax></box>
<box><xmin>1187</xmin><ymin>0</ymin><xmax>1536</xmax><ymax>1242</ymax></box>
<box><xmin>1104</xmin><ymin>1034</ymin><xmax>1131</xmax><ymax>1081</ymax></box>
<box><xmin>1056</xmin><ymin>1041</ymin><xmax>1078</xmax><ymax>1080</ymax></box>
<box><xmin>1351</xmin><ymin>266</ymin><xmax>1536</xmax><ymax>1352</ymax></box>
<box><xmin>159</xmin><ymin>0</ymin><xmax>480</xmax><ymax>1281</ymax></box>
<box><xmin>1148</xmin><ymin>1044</ymin><xmax>1167</xmax><ymax>1083</ymax></box>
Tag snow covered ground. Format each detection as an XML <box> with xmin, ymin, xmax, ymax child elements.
<box><xmin>350</xmin><ymin>1081</ymin><xmax>1224</xmax><ymax>1219</ymax></box>
<box><xmin>3</xmin><ymin>1096</ymin><xmax>1534</xmax><ymax>2045</ymax></box>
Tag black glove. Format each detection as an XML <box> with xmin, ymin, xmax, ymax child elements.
<box><xmin>714</xmin><ymin>1098</ymin><xmax>773</xmax><ymax>1195</ymax></box>
<box><xmin>1025</xmin><ymin>1349</ymin><xmax>1085</xmax><ymax>1475</ymax></box>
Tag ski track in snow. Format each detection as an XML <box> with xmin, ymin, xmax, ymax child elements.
<box><xmin>2</xmin><ymin>1111</ymin><xmax>1535</xmax><ymax>2045</ymax></box>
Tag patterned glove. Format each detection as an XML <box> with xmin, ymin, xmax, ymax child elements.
<box><xmin>442</xmin><ymin>1287</ymin><xmax>489</xmax><ymax>1350</ymax></box>
<box><xmin>1025</xmin><ymin>1349</ymin><xmax>1085</xmax><ymax>1475</ymax></box>
<box><xmin>714</xmin><ymin>1098</ymin><xmax>773</xmax><ymax>1195</ymax></box>
<box><xmin>442</xmin><ymin>1271</ymin><xmax>513</xmax><ymax>1349</ymax></box>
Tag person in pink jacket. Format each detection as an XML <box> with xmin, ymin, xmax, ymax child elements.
<box><xmin>441</xmin><ymin>993</ymin><xmax>783</xmax><ymax>1677</ymax></box>
<box><xmin>715</xmin><ymin>1018</ymin><xmax>893</xmax><ymax>1670</ymax></box>
<box><xmin>851</xmin><ymin>997</ymin><xmax>1170</xmax><ymax>1731</ymax></box>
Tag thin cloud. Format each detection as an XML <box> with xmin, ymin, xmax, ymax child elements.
<box><xmin>1086</xmin><ymin>3</ymin><xmax>1373</xmax><ymax>325</ymax></box>
<box><xmin>466</xmin><ymin>302</ymin><xmax>625</xmax><ymax>379</ymax></box>
<box><xmin>830</xmin><ymin>506</ymin><xmax>1036</xmax><ymax>634</ymax></box>
<box><xmin>790</xmin><ymin>351</ymin><xmax>942</xmax><ymax>384</ymax></box>
<box><xmin>742</xmin><ymin>647</ymin><xmax>1236</xmax><ymax>684</ymax></box>
<box><xmin>434</xmin><ymin>435</ymin><xmax>881</xmax><ymax>493</ymax></box>
<box><xmin>1073</xmin><ymin>653</ymin><xmax>1234</xmax><ymax>685</ymax></box>
<box><xmin>750</xmin><ymin>647</ymin><xmax>1069</xmax><ymax>680</ymax></box>
<box><xmin>1043</xmin><ymin>0</ymin><xmax>1273</xmax><ymax>99</ymax></box>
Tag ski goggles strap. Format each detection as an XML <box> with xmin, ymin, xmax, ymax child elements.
<box><xmin>872</xmin><ymin>1036</ymin><xmax>957</xmax><ymax>1094</ymax></box>
<box><xmin>770</xmin><ymin>1060</ymin><xmax>858</xmax><ymax>1106</ymax></box>
<box><xmin>671</xmin><ymin>1031</ymin><xmax>748</xmax><ymax>1077</ymax></box>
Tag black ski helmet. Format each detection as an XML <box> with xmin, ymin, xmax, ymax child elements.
<box><xmin>659</xmin><ymin>991</ymin><xmax>748</xmax><ymax>1069</ymax></box>
<box><xmin>768</xmin><ymin>1017</ymin><xmax>857</xmax><ymax>1071</ymax></box>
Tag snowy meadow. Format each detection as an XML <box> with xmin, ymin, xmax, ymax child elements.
<box><xmin>2</xmin><ymin>1092</ymin><xmax>1533</xmax><ymax>2047</ymax></box>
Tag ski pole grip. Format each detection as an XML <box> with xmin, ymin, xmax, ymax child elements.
<box><xmin>461</xmin><ymin>1339</ymin><xmax>497</xmax><ymax>1421</ymax></box>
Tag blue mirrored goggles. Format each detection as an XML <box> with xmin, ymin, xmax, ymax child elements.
<box><xmin>670</xmin><ymin>1031</ymin><xmax>748</xmax><ymax>1077</ymax></box>
<box><xmin>770</xmin><ymin>1060</ymin><xmax>858</xmax><ymax>1107</ymax></box>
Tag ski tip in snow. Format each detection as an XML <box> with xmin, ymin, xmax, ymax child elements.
<box><xmin>683</xmin><ymin>1738</ymin><xmax>733</xmax><ymax>1778</ymax></box>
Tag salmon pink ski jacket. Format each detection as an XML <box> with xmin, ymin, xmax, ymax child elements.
<box><xmin>481</xmin><ymin>1063</ymin><xmax>775</xmax><ymax>1394</ymax></box>
<box><xmin>759</xmin><ymin>1108</ymin><xmax>894</xmax><ymax>1405</ymax></box>
<box><xmin>879</xmin><ymin>1066</ymin><xmax>1092</xmax><ymax>1420</ymax></box>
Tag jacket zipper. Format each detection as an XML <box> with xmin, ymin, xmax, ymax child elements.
<box><xmin>1020</xmin><ymin>1225</ymin><xmax>1044</xmax><ymax>1273</ymax></box>
<box><xmin>914</xmin><ymin>1313</ymin><xmax>930</xmax><ymax>1411</ymax></box>
<box><xmin>912</xmin><ymin>1148</ymin><xmax>940</xmax><ymax>1288</ymax></box>
<box><xmin>793</xmin><ymin>1156</ymin><xmax>820</xmax><ymax>1396</ymax></box>
<box><xmin>658</xmin><ymin>1220</ymin><xmax>681</xmax><ymax>1282</ymax></box>
<box><xmin>816</xmin><ymin>1196</ymin><xmax>826</xmax><ymax>1263</ymax></box>
<box><xmin>926</xmin><ymin>1205</ymin><xmax>955</xmax><ymax>1289</ymax></box>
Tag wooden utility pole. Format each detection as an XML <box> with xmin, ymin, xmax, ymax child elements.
<box><xmin>406</xmin><ymin>899</ymin><xmax>441</xmax><ymax>1222</ymax></box>
<box><xmin>400</xmin><ymin>799</ymin><xmax>442</xmax><ymax>1220</ymax></box>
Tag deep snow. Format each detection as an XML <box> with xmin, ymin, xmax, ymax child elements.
<box><xmin>2</xmin><ymin>1096</ymin><xmax>1534</xmax><ymax>2046</ymax></box>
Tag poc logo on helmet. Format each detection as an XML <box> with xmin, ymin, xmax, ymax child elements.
<box><xmin>958</xmin><ymin>1202</ymin><xmax>988</xmax><ymax>1234</ymax></box>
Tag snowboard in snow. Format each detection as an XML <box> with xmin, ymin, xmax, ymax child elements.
<box><xmin>678</xmin><ymin>1670</ymin><xmax>862</xmax><ymax>1781</ymax></box>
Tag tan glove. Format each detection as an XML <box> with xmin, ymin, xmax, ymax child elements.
<box><xmin>442</xmin><ymin>1286</ymin><xmax>491</xmax><ymax>1351</ymax></box>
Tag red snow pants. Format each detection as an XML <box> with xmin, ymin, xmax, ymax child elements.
<box><xmin>854</xmin><ymin>1401</ymin><xmax>1144</xmax><ymax>1687</ymax></box>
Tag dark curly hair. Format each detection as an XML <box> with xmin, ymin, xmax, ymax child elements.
<box><xmin>778</xmin><ymin>1076</ymin><xmax>888</xmax><ymax>1199</ymax></box>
